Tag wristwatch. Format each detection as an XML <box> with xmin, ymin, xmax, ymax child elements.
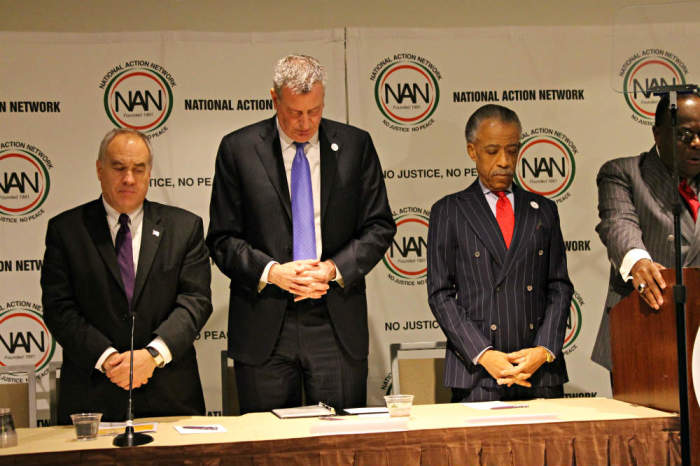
<box><xmin>146</xmin><ymin>346</ymin><xmax>165</xmax><ymax>368</ymax></box>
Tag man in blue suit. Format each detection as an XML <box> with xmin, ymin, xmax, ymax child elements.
<box><xmin>427</xmin><ymin>104</ymin><xmax>573</xmax><ymax>402</ymax></box>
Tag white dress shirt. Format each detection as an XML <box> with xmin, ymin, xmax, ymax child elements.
<box><xmin>95</xmin><ymin>198</ymin><xmax>172</xmax><ymax>372</ymax></box>
<box><xmin>259</xmin><ymin>119</ymin><xmax>343</xmax><ymax>288</ymax></box>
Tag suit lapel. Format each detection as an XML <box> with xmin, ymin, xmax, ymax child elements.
<box><xmin>497</xmin><ymin>186</ymin><xmax>534</xmax><ymax>284</ymax></box>
<box><xmin>455</xmin><ymin>181</ymin><xmax>507</xmax><ymax>267</ymax></box>
<box><xmin>319</xmin><ymin>120</ymin><xmax>338</xmax><ymax>226</ymax></box>
<box><xmin>255</xmin><ymin>116</ymin><xmax>292</xmax><ymax>221</ymax></box>
<box><xmin>133</xmin><ymin>200</ymin><xmax>162</xmax><ymax>308</ymax></box>
<box><xmin>84</xmin><ymin>198</ymin><xmax>124</xmax><ymax>293</ymax></box>
<box><xmin>641</xmin><ymin>147</ymin><xmax>695</xmax><ymax>246</ymax></box>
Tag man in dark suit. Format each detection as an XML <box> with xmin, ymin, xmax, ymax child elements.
<box><xmin>427</xmin><ymin>104</ymin><xmax>573</xmax><ymax>402</ymax></box>
<box><xmin>592</xmin><ymin>92</ymin><xmax>700</xmax><ymax>371</ymax></box>
<box><xmin>207</xmin><ymin>55</ymin><xmax>395</xmax><ymax>413</ymax></box>
<box><xmin>41</xmin><ymin>128</ymin><xmax>212</xmax><ymax>424</ymax></box>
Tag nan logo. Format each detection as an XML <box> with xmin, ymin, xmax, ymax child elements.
<box><xmin>563</xmin><ymin>291</ymin><xmax>584</xmax><ymax>355</ymax></box>
<box><xmin>99</xmin><ymin>60</ymin><xmax>176</xmax><ymax>138</ymax></box>
<box><xmin>515</xmin><ymin>128</ymin><xmax>578</xmax><ymax>203</ymax></box>
<box><xmin>383</xmin><ymin>207</ymin><xmax>429</xmax><ymax>286</ymax></box>
<box><xmin>0</xmin><ymin>141</ymin><xmax>52</xmax><ymax>222</ymax></box>
<box><xmin>370</xmin><ymin>54</ymin><xmax>441</xmax><ymax>133</ymax></box>
<box><xmin>619</xmin><ymin>49</ymin><xmax>688</xmax><ymax>126</ymax></box>
<box><xmin>0</xmin><ymin>301</ymin><xmax>57</xmax><ymax>379</ymax></box>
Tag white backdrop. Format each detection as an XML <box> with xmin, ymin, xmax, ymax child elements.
<box><xmin>1</xmin><ymin>21</ymin><xmax>698</xmax><ymax>424</ymax></box>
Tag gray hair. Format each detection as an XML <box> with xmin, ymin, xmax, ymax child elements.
<box><xmin>98</xmin><ymin>128</ymin><xmax>153</xmax><ymax>164</ymax></box>
<box><xmin>272</xmin><ymin>54</ymin><xmax>326</xmax><ymax>96</ymax></box>
<box><xmin>465</xmin><ymin>104</ymin><xmax>521</xmax><ymax>143</ymax></box>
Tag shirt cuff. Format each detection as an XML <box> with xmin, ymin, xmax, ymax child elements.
<box><xmin>540</xmin><ymin>346</ymin><xmax>555</xmax><ymax>360</ymax></box>
<box><xmin>258</xmin><ymin>261</ymin><xmax>278</xmax><ymax>292</ymax></box>
<box><xmin>328</xmin><ymin>259</ymin><xmax>344</xmax><ymax>287</ymax></box>
<box><xmin>473</xmin><ymin>346</ymin><xmax>493</xmax><ymax>365</ymax></box>
<box><xmin>148</xmin><ymin>336</ymin><xmax>172</xmax><ymax>365</ymax></box>
<box><xmin>95</xmin><ymin>347</ymin><xmax>118</xmax><ymax>372</ymax></box>
<box><xmin>620</xmin><ymin>249</ymin><xmax>652</xmax><ymax>281</ymax></box>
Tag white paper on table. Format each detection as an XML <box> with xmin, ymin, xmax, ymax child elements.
<box><xmin>98</xmin><ymin>422</ymin><xmax>158</xmax><ymax>436</ymax></box>
<box><xmin>310</xmin><ymin>416</ymin><xmax>408</xmax><ymax>435</ymax></box>
<box><xmin>461</xmin><ymin>401</ymin><xmax>529</xmax><ymax>410</ymax></box>
<box><xmin>343</xmin><ymin>407</ymin><xmax>389</xmax><ymax>415</ymax></box>
<box><xmin>174</xmin><ymin>424</ymin><xmax>227</xmax><ymax>434</ymax></box>
<box><xmin>693</xmin><ymin>326</ymin><xmax>700</xmax><ymax>408</ymax></box>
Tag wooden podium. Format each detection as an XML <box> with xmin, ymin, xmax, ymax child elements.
<box><xmin>610</xmin><ymin>267</ymin><xmax>700</xmax><ymax>463</ymax></box>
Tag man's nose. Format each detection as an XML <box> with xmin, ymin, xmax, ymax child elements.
<box><xmin>496</xmin><ymin>150</ymin><xmax>512</xmax><ymax>167</ymax></box>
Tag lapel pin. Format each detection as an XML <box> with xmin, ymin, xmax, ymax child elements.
<box><xmin>530</xmin><ymin>201</ymin><xmax>539</xmax><ymax>209</ymax></box>
<box><xmin>153</xmin><ymin>230</ymin><xmax>160</xmax><ymax>237</ymax></box>
<box><xmin>331</xmin><ymin>143</ymin><xmax>339</xmax><ymax>152</ymax></box>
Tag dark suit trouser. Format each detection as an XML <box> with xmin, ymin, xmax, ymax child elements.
<box><xmin>451</xmin><ymin>384</ymin><xmax>564</xmax><ymax>402</ymax></box>
<box><xmin>235</xmin><ymin>298</ymin><xmax>367</xmax><ymax>414</ymax></box>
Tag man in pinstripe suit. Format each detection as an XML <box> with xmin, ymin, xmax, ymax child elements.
<box><xmin>591</xmin><ymin>92</ymin><xmax>700</xmax><ymax>372</ymax></box>
<box><xmin>427</xmin><ymin>105</ymin><xmax>574</xmax><ymax>402</ymax></box>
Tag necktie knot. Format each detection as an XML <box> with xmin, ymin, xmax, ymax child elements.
<box><xmin>118</xmin><ymin>213</ymin><xmax>130</xmax><ymax>228</ymax></box>
<box><xmin>495</xmin><ymin>191</ymin><xmax>508</xmax><ymax>199</ymax></box>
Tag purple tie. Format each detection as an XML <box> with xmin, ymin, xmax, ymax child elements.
<box><xmin>291</xmin><ymin>142</ymin><xmax>316</xmax><ymax>260</ymax></box>
<box><xmin>115</xmin><ymin>213</ymin><xmax>135</xmax><ymax>308</ymax></box>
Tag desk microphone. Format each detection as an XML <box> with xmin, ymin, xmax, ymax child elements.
<box><xmin>113</xmin><ymin>312</ymin><xmax>153</xmax><ymax>447</ymax></box>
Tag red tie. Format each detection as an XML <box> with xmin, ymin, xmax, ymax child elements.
<box><xmin>679</xmin><ymin>179</ymin><xmax>699</xmax><ymax>222</ymax></box>
<box><xmin>495</xmin><ymin>191</ymin><xmax>514</xmax><ymax>248</ymax></box>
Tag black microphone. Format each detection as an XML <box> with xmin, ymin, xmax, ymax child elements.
<box><xmin>113</xmin><ymin>312</ymin><xmax>153</xmax><ymax>447</ymax></box>
<box><xmin>649</xmin><ymin>84</ymin><xmax>699</xmax><ymax>96</ymax></box>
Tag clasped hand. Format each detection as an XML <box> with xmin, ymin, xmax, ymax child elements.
<box><xmin>102</xmin><ymin>349</ymin><xmax>156</xmax><ymax>390</ymax></box>
<box><xmin>268</xmin><ymin>259</ymin><xmax>336</xmax><ymax>301</ymax></box>
<box><xmin>477</xmin><ymin>347</ymin><xmax>549</xmax><ymax>387</ymax></box>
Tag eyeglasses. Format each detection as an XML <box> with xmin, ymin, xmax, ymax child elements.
<box><xmin>677</xmin><ymin>128</ymin><xmax>700</xmax><ymax>145</ymax></box>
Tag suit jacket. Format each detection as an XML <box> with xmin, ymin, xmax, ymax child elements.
<box><xmin>41</xmin><ymin>198</ymin><xmax>212</xmax><ymax>424</ymax></box>
<box><xmin>592</xmin><ymin>147</ymin><xmax>700</xmax><ymax>370</ymax></box>
<box><xmin>206</xmin><ymin>116</ymin><xmax>395</xmax><ymax>365</ymax></box>
<box><xmin>427</xmin><ymin>180</ymin><xmax>573</xmax><ymax>390</ymax></box>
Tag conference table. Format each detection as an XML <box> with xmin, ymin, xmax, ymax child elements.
<box><xmin>1</xmin><ymin>397</ymin><xmax>680</xmax><ymax>465</ymax></box>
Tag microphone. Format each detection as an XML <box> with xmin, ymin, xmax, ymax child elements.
<box><xmin>113</xmin><ymin>312</ymin><xmax>153</xmax><ymax>447</ymax></box>
<box><xmin>650</xmin><ymin>84</ymin><xmax>699</xmax><ymax>96</ymax></box>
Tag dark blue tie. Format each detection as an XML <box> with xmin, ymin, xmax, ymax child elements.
<box><xmin>115</xmin><ymin>213</ymin><xmax>135</xmax><ymax>308</ymax></box>
<box><xmin>291</xmin><ymin>142</ymin><xmax>316</xmax><ymax>260</ymax></box>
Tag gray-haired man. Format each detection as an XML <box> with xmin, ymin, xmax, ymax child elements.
<box><xmin>207</xmin><ymin>55</ymin><xmax>395</xmax><ymax>413</ymax></box>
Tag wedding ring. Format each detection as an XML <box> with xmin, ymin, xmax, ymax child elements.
<box><xmin>637</xmin><ymin>283</ymin><xmax>647</xmax><ymax>293</ymax></box>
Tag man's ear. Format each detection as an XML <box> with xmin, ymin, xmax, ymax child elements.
<box><xmin>467</xmin><ymin>142</ymin><xmax>477</xmax><ymax>162</ymax></box>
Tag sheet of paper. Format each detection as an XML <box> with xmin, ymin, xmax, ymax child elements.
<box><xmin>98</xmin><ymin>422</ymin><xmax>158</xmax><ymax>436</ymax></box>
<box><xmin>310</xmin><ymin>416</ymin><xmax>408</xmax><ymax>435</ymax></box>
<box><xmin>174</xmin><ymin>424</ymin><xmax>227</xmax><ymax>434</ymax></box>
<box><xmin>461</xmin><ymin>401</ymin><xmax>529</xmax><ymax>410</ymax></box>
<box><xmin>343</xmin><ymin>407</ymin><xmax>389</xmax><ymax>414</ymax></box>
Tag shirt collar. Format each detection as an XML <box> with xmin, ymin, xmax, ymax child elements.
<box><xmin>478</xmin><ymin>178</ymin><xmax>513</xmax><ymax>196</ymax></box>
<box><xmin>276</xmin><ymin>117</ymin><xmax>320</xmax><ymax>152</ymax></box>
<box><xmin>102</xmin><ymin>196</ymin><xmax>143</xmax><ymax>227</ymax></box>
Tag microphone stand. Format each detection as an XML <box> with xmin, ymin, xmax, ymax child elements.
<box><xmin>113</xmin><ymin>311</ymin><xmax>153</xmax><ymax>447</ymax></box>
<box><xmin>651</xmin><ymin>84</ymin><xmax>697</xmax><ymax>466</ymax></box>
